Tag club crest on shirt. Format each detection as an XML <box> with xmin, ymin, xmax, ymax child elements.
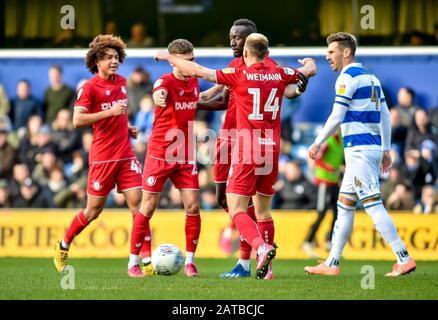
<box><xmin>121</xmin><ymin>86</ymin><xmax>126</xmax><ymax>94</ymax></box>
<box><xmin>93</xmin><ymin>181</ymin><xmax>102</xmax><ymax>191</ymax></box>
<box><xmin>147</xmin><ymin>176</ymin><xmax>156</xmax><ymax>186</ymax></box>
<box><xmin>354</xmin><ymin>177</ymin><xmax>363</xmax><ymax>188</ymax></box>
<box><xmin>221</xmin><ymin>67</ymin><xmax>235</xmax><ymax>74</ymax></box>
<box><xmin>105</xmin><ymin>90</ymin><xmax>111</xmax><ymax>96</ymax></box>
<box><xmin>179</xmin><ymin>90</ymin><xmax>184</xmax><ymax>96</ymax></box>
<box><xmin>338</xmin><ymin>85</ymin><xmax>346</xmax><ymax>95</ymax></box>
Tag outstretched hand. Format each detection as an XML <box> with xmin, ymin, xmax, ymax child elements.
<box><xmin>381</xmin><ymin>150</ymin><xmax>392</xmax><ymax>173</ymax></box>
<box><xmin>154</xmin><ymin>50</ymin><xmax>170</xmax><ymax>62</ymax></box>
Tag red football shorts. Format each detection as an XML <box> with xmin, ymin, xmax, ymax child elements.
<box><xmin>87</xmin><ymin>158</ymin><xmax>142</xmax><ymax>197</ymax></box>
<box><xmin>226</xmin><ymin>160</ymin><xmax>278</xmax><ymax>197</ymax></box>
<box><xmin>213</xmin><ymin>138</ymin><xmax>234</xmax><ymax>183</ymax></box>
<box><xmin>142</xmin><ymin>155</ymin><xmax>199</xmax><ymax>193</ymax></box>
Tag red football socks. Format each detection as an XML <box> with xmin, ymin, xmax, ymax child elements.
<box><xmin>185</xmin><ymin>214</ymin><xmax>201</xmax><ymax>253</ymax></box>
<box><xmin>232</xmin><ymin>211</ymin><xmax>264</xmax><ymax>251</ymax></box>
<box><xmin>63</xmin><ymin>210</ymin><xmax>90</xmax><ymax>244</ymax></box>
<box><xmin>239</xmin><ymin>205</ymin><xmax>257</xmax><ymax>259</ymax></box>
<box><xmin>257</xmin><ymin>217</ymin><xmax>275</xmax><ymax>245</ymax></box>
<box><xmin>130</xmin><ymin>211</ymin><xmax>150</xmax><ymax>255</ymax></box>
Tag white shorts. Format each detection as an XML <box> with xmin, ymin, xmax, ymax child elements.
<box><xmin>340</xmin><ymin>149</ymin><xmax>382</xmax><ymax>201</ymax></box>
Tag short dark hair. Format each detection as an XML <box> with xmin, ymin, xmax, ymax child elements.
<box><xmin>327</xmin><ymin>32</ymin><xmax>357</xmax><ymax>56</ymax></box>
<box><xmin>50</xmin><ymin>64</ymin><xmax>63</xmax><ymax>74</ymax></box>
<box><xmin>18</xmin><ymin>79</ymin><xmax>30</xmax><ymax>86</ymax></box>
<box><xmin>404</xmin><ymin>87</ymin><xmax>416</xmax><ymax>99</ymax></box>
<box><xmin>168</xmin><ymin>39</ymin><xmax>194</xmax><ymax>55</ymax></box>
<box><xmin>85</xmin><ymin>34</ymin><xmax>127</xmax><ymax>74</ymax></box>
<box><xmin>233</xmin><ymin>18</ymin><xmax>257</xmax><ymax>36</ymax></box>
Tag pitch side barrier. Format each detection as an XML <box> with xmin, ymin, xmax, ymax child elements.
<box><xmin>1</xmin><ymin>47</ymin><xmax>437</xmax><ymax>123</ymax></box>
<box><xmin>0</xmin><ymin>210</ymin><xmax>437</xmax><ymax>260</ymax></box>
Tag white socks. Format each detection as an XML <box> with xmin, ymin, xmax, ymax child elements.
<box><xmin>128</xmin><ymin>254</ymin><xmax>140</xmax><ymax>269</ymax></box>
<box><xmin>142</xmin><ymin>257</ymin><xmax>151</xmax><ymax>265</ymax></box>
<box><xmin>185</xmin><ymin>251</ymin><xmax>195</xmax><ymax>265</ymax></box>
<box><xmin>325</xmin><ymin>203</ymin><xmax>355</xmax><ymax>267</ymax></box>
<box><xmin>364</xmin><ymin>202</ymin><xmax>410</xmax><ymax>264</ymax></box>
<box><xmin>61</xmin><ymin>240</ymin><xmax>70</xmax><ymax>249</ymax></box>
<box><xmin>238</xmin><ymin>259</ymin><xmax>251</xmax><ymax>271</ymax></box>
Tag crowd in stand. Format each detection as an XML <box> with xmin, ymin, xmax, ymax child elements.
<box><xmin>0</xmin><ymin>63</ymin><xmax>437</xmax><ymax>213</ymax></box>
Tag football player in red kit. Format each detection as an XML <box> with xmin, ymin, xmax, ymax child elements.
<box><xmin>155</xmin><ymin>33</ymin><xmax>316</xmax><ymax>279</ymax></box>
<box><xmin>54</xmin><ymin>35</ymin><xmax>143</xmax><ymax>273</ymax></box>
<box><xmin>198</xmin><ymin>18</ymin><xmax>308</xmax><ymax>279</ymax></box>
<box><xmin>129</xmin><ymin>39</ymin><xmax>217</xmax><ymax>277</ymax></box>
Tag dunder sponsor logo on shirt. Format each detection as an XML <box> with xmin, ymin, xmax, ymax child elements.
<box><xmin>101</xmin><ymin>98</ymin><xmax>128</xmax><ymax>110</ymax></box>
<box><xmin>175</xmin><ymin>101</ymin><xmax>197</xmax><ymax>111</ymax></box>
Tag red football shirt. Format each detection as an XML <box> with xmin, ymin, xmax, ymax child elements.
<box><xmin>220</xmin><ymin>56</ymin><xmax>278</xmax><ymax>141</ymax></box>
<box><xmin>74</xmin><ymin>74</ymin><xmax>135</xmax><ymax>164</ymax></box>
<box><xmin>216</xmin><ymin>61</ymin><xmax>299</xmax><ymax>158</ymax></box>
<box><xmin>148</xmin><ymin>73</ymin><xmax>199</xmax><ymax>163</ymax></box>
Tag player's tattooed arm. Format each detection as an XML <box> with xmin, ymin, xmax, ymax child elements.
<box><xmin>155</xmin><ymin>50</ymin><xmax>218</xmax><ymax>83</ymax></box>
<box><xmin>199</xmin><ymin>85</ymin><xmax>224</xmax><ymax>102</ymax></box>
<box><xmin>198</xmin><ymin>86</ymin><xmax>229</xmax><ymax>111</ymax></box>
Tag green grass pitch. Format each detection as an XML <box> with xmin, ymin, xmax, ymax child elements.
<box><xmin>0</xmin><ymin>258</ymin><xmax>437</xmax><ymax>300</ymax></box>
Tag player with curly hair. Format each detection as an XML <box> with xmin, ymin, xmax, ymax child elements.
<box><xmin>54</xmin><ymin>35</ymin><xmax>143</xmax><ymax>275</ymax></box>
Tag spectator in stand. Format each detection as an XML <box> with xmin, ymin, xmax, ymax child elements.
<box><xmin>0</xmin><ymin>126</ymin><xmax>17</xmax><ymax>179</ymax></box>
<box><xmin>9</xmin><ymin>80</ymin><xmax>43</xmax><ymax>131</ymax></box>
<box><xmin>386</xmin><ymin>183</ymin><xmax>415</xmax><ymax>210</ymax></box>
<box><xmin>133</xmin><ymin>94</ymin><xmax>154</xmax><ymax>141</ymax></box>
<box><xmin>414</xmin><ymin>186</ymin><xmax>438</xmax><ymax>214</ymax></box>
<box><xmin>51</xmin><ymin>109</ymin><xmax>81</xmax><ymax>164</ymax></box>
<box><xmin>43</xmin><ymin>64</ymin><xmax>75</xmax><ymax>124</ymax></box>
<box><xmin>17</xmin><ymin>115</ymin><xmax>43</xmax><ymax>171</ymax></box>
<box><xmin>420</xmin><ymin>140</ymin><xmax>438</xmax><ymax>183</ymax></box>
<box><xmin>64</xmin><ymin>150</ymin><xmax>86</xmax><ymax>182</ymax></box>
<box><xmin>381</xmin><ymin>165</ymin><xmax>411</xmax><ymax>203</ymax></box>
<box><xmin>0</xmin><ymin>84</ymin><xmax>10</xmax><ymax>117</ymax></box>
<box><xmin>45</xmin><ymin>167</ymin><xmax>68</xmax><ymax>208</ymax></box>
<box><xmin>0</xmin><ymin>179</ymin><xmax>11</xmax><ymax>208</ymax></box>
<box><xmin>104</xmin><ymin>21</ymin><xmax>119</xmax><ymax>36</ymax></box>
<box><xmin>275</xmin><ymin>161</ymin><xmax>316</xmax><ymax>209</ymax></box>
<box><xmin>401</xmin><ymin>149</ymin><xmax>436</xmax><ymax>200</ymax></box>
<box><xmin>31</xmin><ymin>146</ymin><xmax>62</xmax><ymax>187</ymax></box>
<box><xmin>127</xmin><ymin>23</ymin><xmax>155</xmax><ymax>48</ymax></box>
<box><xmin>54</xmin><ymin>172</ymin><xmax>87</xmax><ymax>209</ymax></box>
<box><xmin>11</xmin><ymin>177</ymin><xmax>51</xmax><ymax>208</ymax></box>
<box><xmin>429</xmin><ymin>106</ymin><xmax>438</xmax><ymax>129</ymax></box>
<box><xmin>405</xmin><ymin>108</ymin><xmax>438</xmax><ymax>151</ymax></box>
<box><xmin>390</xmin><ymin>108</ymin><xmax>408</xmax><ymax>158</ymax></box>
<box><xmin>127</xmin><ymin>66</ymin><xmax>153</xmax><ymax>121</ymax></box>
<box><xmin>21</xmin><ymin>125</ymin><xmax>58</xmax><ymax>172</ymax></box>
<box><xmin>394</xmin><ymin>87</ymin><xmax>420</xmax><ymax>129</ymax></box>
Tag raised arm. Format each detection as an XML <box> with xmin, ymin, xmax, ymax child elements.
<box><xmin>155</xmin><ymin>50</ymin><xmax>218</xmax><ymax>83</ymax></box>
<box><xmin>297</xmin><ymin>58</ymin><xmax>317</xmax><ymax>79</ymax></box>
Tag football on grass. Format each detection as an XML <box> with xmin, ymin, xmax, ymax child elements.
<box><xmin>151</xmin><ymin>244</ymin><xmax>184</xmax><ymax>275</ymax></box>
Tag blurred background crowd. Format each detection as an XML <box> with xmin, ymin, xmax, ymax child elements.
<box><xmin>0</xmin><ymin>0</ymin><xmax>437</xmax><ymax>213</ymax></box>
<box><xmin>0</xmin><ymin>63</ymin><xmax>437</xmax><ymax>213</ymax></box>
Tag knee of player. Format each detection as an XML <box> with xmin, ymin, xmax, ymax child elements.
<box><xmin>338</xmin><ymin>194</ymin><xmax>357</xmax><ymax>208</ymax></box>
<box><xmin>185</xmin><ymin>202</ymin><xmax>200</xmax><ymax>215</ymax></box>
<box><xmin>84</xmin><ymin>206</ymin><xmax>104</xmax><ymax>221</ymax></box>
